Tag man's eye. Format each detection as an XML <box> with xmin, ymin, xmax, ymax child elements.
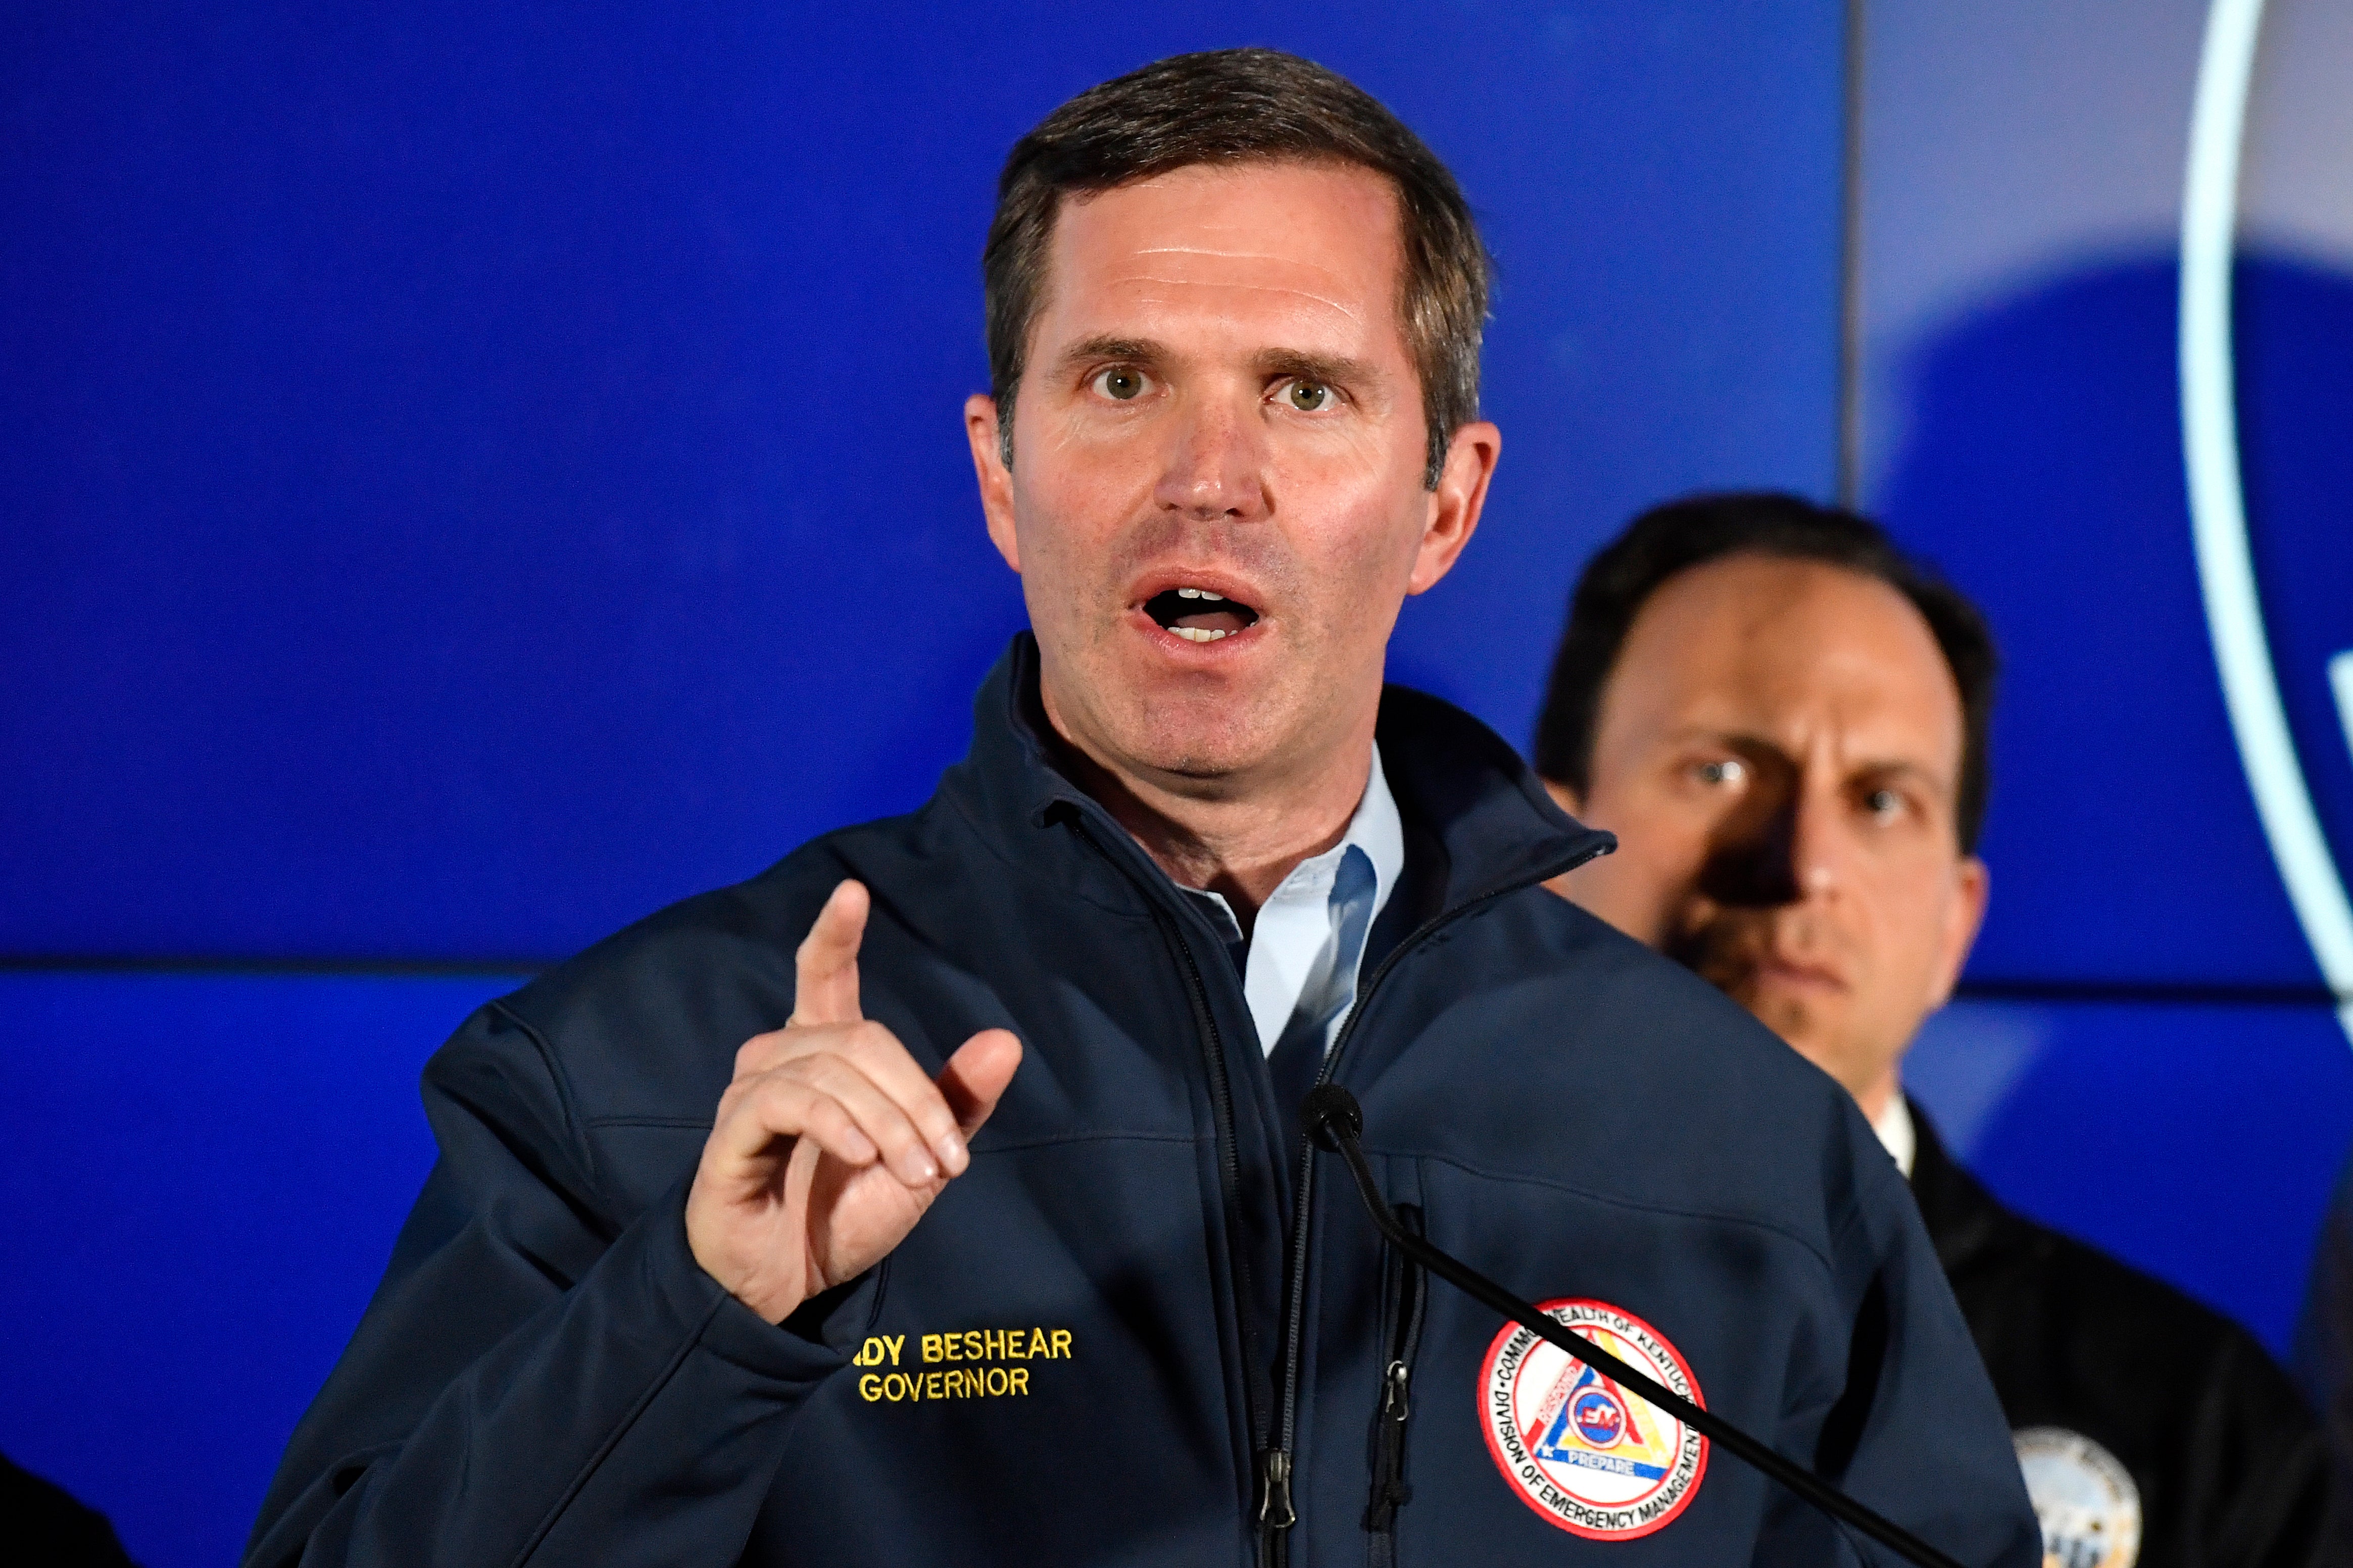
<box><xmin>1286</xmin><ymin>380</ymin><xmax>1332</xmax><ymax>412</ymax></box>
<box><xmin>1695</xmin><ymin>758</ymin><xmax>1747</xmax><ymax>787</ymax></box>
<box><xmin>1865</xmin><ymin>788</ymin><xmax>1904</xmax><ymax>819</ymax></box>
<box><xmin>1092</xmin><ymin>367</ymin><xmax>1148</xmax><ymax>401</ymax></box>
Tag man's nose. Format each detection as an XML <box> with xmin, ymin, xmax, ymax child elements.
<box><xmin>1783</xmin><ymin>782</ymin><xmax>1848</xmax><ymax>901</ymax></box>
<box><xmin>1696</xmin><ymin>762</ymin><xmax>1846</xmax><ymax>911</ymax></box>
<box><xmin>1151</xmin><ymin>393</ymin><xmax>1269</xmax><ymax>522</ymax></box>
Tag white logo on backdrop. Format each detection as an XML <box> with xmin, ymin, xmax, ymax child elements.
<box><xmin>2180</xmin><ymin>0</ymin><xmax>2353</xmax><ymax>1044</ymax></box>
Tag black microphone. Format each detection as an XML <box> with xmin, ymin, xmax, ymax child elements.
<box><xmin>1301</xmin><ymin>1084</ymin><xmax>1965</xmax><ymax>1568</ymax></box>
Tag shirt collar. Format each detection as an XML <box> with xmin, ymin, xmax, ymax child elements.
<box><xmin>1182</xmin><ymin>742</ymin><xmax>1403</xmax><ymax>940</ymax></box>
<box><xmin>1872</xmin><ymin>1091</ymin><xmax>1918</xmax><ymax>1179</ymax></box>
<box><xmin>1349</xmin><ymin>742</ymin><xmax>1405</xmax><ymax>915</ymax></box>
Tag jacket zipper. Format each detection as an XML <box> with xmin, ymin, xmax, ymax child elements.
<box><xmin>1260</xmin><ymin>835</ymin><xmax>1610</xmax><ymax>1564</ymax></box>
<box><xmin>1364</xmin><ymin>1204</ymin><xmax>1427</xmax><ymax>1564</ymax></box>
<box><xmin>1068</xmin><ymin>819</ymin><xmax>1272</xmax><ymax>1555</ymax></box>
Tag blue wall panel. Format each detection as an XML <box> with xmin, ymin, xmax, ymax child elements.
<box><xmin>0</xmin><ymin>1</ymin><xmax>1844</xmax><ymax>963</ymax></box>
<box><xmin>0</xmin><ymin>972</ymin><xmax>520</xmax><ymax>1568</ymax></box>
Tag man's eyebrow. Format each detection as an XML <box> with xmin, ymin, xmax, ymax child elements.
<box><xmin>1255</xmin><ymin>347</ymin><xmax>1382</xmax><ymax>386</ymax></box>
<box><xmin>1850</xmin><ymin>757</ymin><xmax>1956</xmax><ymax>793</ymax></box>
<box><xmin>1052</xmin><ymin>335</ymin><xmax>1166</xmax><ymax>374</ymax></box>
<box><xmin>1659</xmin><ymin>725</ymin><xmax>1782</xmax><ymax>755</ymax></box>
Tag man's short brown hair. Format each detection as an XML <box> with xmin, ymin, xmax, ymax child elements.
<box><xmin>983</xmin><ymin>48</ymin><xmax>1490</xmax><ymax>489</ymax></box>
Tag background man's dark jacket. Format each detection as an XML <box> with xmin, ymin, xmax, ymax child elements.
<box><xmin>249</xmin><ymin>637</ymin><xmax>2038</xmax><ymax>1566</ymax></box>
<box><xmin>1911</xmin><ymin>1104</ymin><xmax>2324</xmax><ymax>1565</ymax></box>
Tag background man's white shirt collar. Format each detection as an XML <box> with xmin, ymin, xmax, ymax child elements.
<box><xmin>1873</xmin><ymin>1092</ymin><xmax>1918</xmax><ymax>1179</ymax></box>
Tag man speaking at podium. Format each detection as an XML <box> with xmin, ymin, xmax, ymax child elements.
<box><xmin>250</xmin><ymin>49</ymin><xmax>2035</xmax><ymax>1566</ymax></box>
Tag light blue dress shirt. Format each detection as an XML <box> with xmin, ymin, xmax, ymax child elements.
<box><xmin>1179</xmin><ymin>744</ymin><xmax>1405</xmax><ymax>1060</ymax></box>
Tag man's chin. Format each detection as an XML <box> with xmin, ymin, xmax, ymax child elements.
<box><xmin>1121</xmin><ymin>726</ymin><xmax>1279</xmax><ymax>786</ymax></box>
<box><xmin>1675</xmin><ymin>934</ymin><xmax>1845</xmax><ymax>1042</ymax></box>
<box><xmin>1108</xmin><ymin>689</ymin><xmax>1293</xmax><ymax>783</ymax></box>
<box><xmin>1730</xmin><ymin>982</ymin><xmax>1841</xmax><ymax>1059</ymax></box>
<box><xmin>1054</xmin><ymin>636</ymin><xmax>1359</xmax><ymax>789</ymax></box>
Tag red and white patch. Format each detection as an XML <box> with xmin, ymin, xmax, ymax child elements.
<box><xmin>1478</xmin><ymin>1298</ymin><xmax>1708</xmax><ymax>1539</ymax></box>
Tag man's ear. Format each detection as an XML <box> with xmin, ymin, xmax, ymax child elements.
<box><xmin>965</xmin><ymin>392</ymin><xmax>1020</xmax><ymax>572</ymax></box>
<box><xmin>1926</xmin><ymin>855</ymin><xmax>1990</xmax><ymax>1011</ymax></box>
<box><xmin>1407</xmin><ymin>419</ymin><xmax>1501</xmax><ymax>595</ymax></box>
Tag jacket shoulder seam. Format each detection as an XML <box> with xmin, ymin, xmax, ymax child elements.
<box><xmin>487</xmin><ymin>997</ymin><xmax>603</xmax><ymax>1203</ymax></box>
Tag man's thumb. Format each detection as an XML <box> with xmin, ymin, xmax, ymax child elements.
<box><xmin>941</xmin><ymin>1029</ymin><xmax>1022</xmax><ymax>1133</ymax></box>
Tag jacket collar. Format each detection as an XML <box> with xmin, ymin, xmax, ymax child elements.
<box><xmin>945</xmin><ymin>633</ymin><xmax>1613</xmax><ymax>918</ymax></box>
<box><xmin>1905</xmin><ymin>1097</ymin><xmax>2016</xmax><ymax>1276</ymax></box>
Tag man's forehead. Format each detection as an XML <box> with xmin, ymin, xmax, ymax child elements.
<box><xmin>1039</xmin><ymin>162</ymin><xmax>1405</xmax><ymax>342</ymax></box>
<box><xmin>1613</xmin><ymin>556</ymin><xmax>1965</xmax><ymax>767</ymax></box>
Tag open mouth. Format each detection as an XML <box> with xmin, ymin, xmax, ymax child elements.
<box><xmin>1143</xmin><ymin>585</ymin><xmax>1262</xmax><ymax>644</ymax></box>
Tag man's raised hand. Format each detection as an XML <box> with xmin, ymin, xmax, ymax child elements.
<box><xmin>685</xmin><ymin>879</ymin><xmax>1022</xmax><ymax>1324</ymax></box>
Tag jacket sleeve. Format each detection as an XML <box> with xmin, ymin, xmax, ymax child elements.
<box><xmin>1755</xmin><ymin>1148</ymin><xmax>2042</xmax><ymax>1568</ymax></box>
<box><xmin>243</xmin><ymin>1000</ymin><xmax>867</xmax><ymax>1566</ymax></box>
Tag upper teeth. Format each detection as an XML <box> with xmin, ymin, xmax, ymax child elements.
<box><xmin>1175</xmin><ymin>588</ymin><xmax>1224</xmax><ymax>600</ymax></box>
<box><xmin>1172</xmin><ymin>626</ymin><xmax>1230</xmax><ymax>642</ymax></box>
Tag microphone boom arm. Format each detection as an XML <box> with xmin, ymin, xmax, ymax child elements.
<box><xmin>1306</xmin><ymin>1087</ymin><xmax>1966</xmax><ymax>1568</ymax></box>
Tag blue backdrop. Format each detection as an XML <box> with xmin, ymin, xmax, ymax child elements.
<box><xmin>6</xmin><ymin>4</ymin><xmax>2348</xmax><ymax>1564</ymax></box>
<box><xmin>1</xmin><ymin>0</ymin><xmax>1840</xmax><ymax>961</ymax></box>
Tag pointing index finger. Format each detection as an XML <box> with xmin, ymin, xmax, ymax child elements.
<box><xmin>791</xmin><ymin>879</ymin><xmax>868</xmax><ymax>1027</ymax></box>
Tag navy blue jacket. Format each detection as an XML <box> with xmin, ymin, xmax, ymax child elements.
<box><xmin>250</xmin><ymin>637</ymin><xmax>2038</xmax><ymax>1566</ymax></box>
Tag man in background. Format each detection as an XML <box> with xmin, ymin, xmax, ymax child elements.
<box><xmin>1534</xmin><ymin>492</ymin><xmax>2324</xmax><ymax>1568</ymax></box>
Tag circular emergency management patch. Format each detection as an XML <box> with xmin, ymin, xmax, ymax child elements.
<box><xmin>2014</xmin><ymin>1428</ymin><xmax>2141</xmax><ymax>1568</ymax></box>
<box><xmin>1479</xmin><ymin>1298</ymin><xmax>1707</xmax><ymax>1539</ymax></box>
